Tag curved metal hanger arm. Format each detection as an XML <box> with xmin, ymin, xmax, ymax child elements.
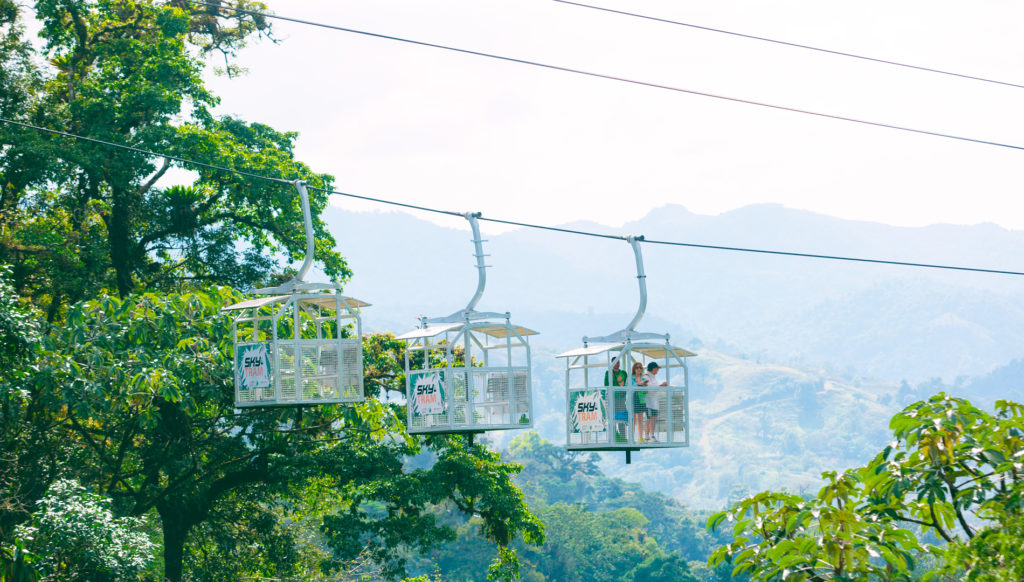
<box><xmin>428</xmin><ymin>212</ymin><xmax>491</xmax><ymax>322</ymax></box>
<box><xmin>583</xmin><ymin>235</ymin><xmax>648</xmax><ymax>343</ymax></box>
<box><xmin>251</xmin><ymin>180</ymin><xmax>338</xmax><ymax>295</ymax></box>
<box><xmin>294</xmin><ymin>179</ymin><xmax>316</xmax><ymax>283</ymax></box>
<box><xmin>624</xmin><ymin>235</ymin><xmax>647</xmax><ymax>333</ymax></box>
<box><xmin>464</xmin><ymin>212</ymin><xmax>487</xmax><ymax>313</ymax></box>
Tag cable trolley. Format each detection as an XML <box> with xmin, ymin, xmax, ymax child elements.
<box><xmin>556</xmin><ymin>236</ymin><xmax>696</xmax><ymax>463</ymax></box>
<box><xmin>223</xmin><ymin>180</ymin><xmax>369</xmax><ymax>407</ymax></box>
<box><xmin>397</xmin><ymin>213</ymin><xmax>537</xmax><ymax>434</ymax></box>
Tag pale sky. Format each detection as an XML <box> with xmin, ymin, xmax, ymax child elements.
<box><xmin>205</xmin><ymin>0</ymin><xmax>1024</xmax><ymax>234</ymax></box>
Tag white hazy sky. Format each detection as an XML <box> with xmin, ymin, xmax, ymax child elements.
<box><xmin>205</xmin><ymin>0</ymin><xmax>1024</xmax><ymax>234</ymax></box>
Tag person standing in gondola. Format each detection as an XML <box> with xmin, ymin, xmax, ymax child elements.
<box><xmin>631</xmin><ymin>361</ymin><xmax>649</xmax><ymax>442</ymax></box>
<box><xmin>604</xmin><ymin>358</ymin><xmax>626</xmax><ymax>387</ymax></box>
<box><xmin>644</xmin><ymin>362</ymin><xmax>667</xmax><ymax>442</ymax></box>
<box><xmin>604</xmin><ymin>358</ymin><xmax>627</xmax><ymax>442</ymax></box>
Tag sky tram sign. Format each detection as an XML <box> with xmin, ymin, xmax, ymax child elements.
<box><xmin>571</xmin><ymin>390</ymin><xmax>606</xmax><ymax>433</ymax></box>
<box><xmin>412</xmin><ymin>370</ymin><xmax>445</xmax><ymax>416</ymax></box>
<box><xmin>236</xmin><ymin>343</ymin><xmax>272</xmax><ymax>390</ymax></box>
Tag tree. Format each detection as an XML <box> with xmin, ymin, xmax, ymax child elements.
<box><xmin>497</xmin><ymin>431</ymin><xmax>724</xmax><ymax>580</ymax></box>
<box><xmin>518</xmin><ymin>503</ymin><xmax>692</xmax><ymax>582</ymax></box>
<box><xmin>0</xmin><ymin>3</ymin><xmax>547</xmax><ymax>579</ymax></box>
<box><xmin>708</xmin><ymin>393</ymin><xmax>1024</xmax><ymax>581</ymax></box>
<box><xmin>864</xmin><ymin>395</ymin><xmax>1022</xmax><ymax>545</ymax></box>
<box><xmin>505</xmin><ymin>430</ymin><xmax>602</xmax><ymax>505</ymax></box>
<box><xmin>631</xmin><ymin>550</ymin><xmax>698</xmax><ymax>582</ymax></box>
<box><xmin>0</xmin><ymin>264</ymin><xmax>68</xmax><ymax>544</ymax></box>
<box><xmin>12</xmin><ymin>288</ymin><xmax>541</xmax><ymax>581</ymax></box>
<box><xmin>945</xmin><ymin>513</ymin><xmax>1024</xmax><ymax>581</ymax></box>
<box><xmin>13</xmin><ymin>479</ymin><xmax>156</xmax><ymax>581</ymax></box>
<box><xmin>708</xmin><ymin>473</ymin><xmax>923</xmax><ymax>580</ymax></box>
<box><xmin>0</xmin><ymin>0</ymin><xmax>45</xmax><ymax>209</ymax></box>
<box><xmin>0</xmin><ymin>264</ymin><xmax>52</xmax><ymax>581</ymax></box>
<box><xmin>1</xmin><ymin>0</ymin><xmax>347</xmax><ymax>313</ymax></box>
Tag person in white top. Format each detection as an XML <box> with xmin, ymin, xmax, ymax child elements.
<box><xmin>644</xmin><ymin>362</ymin><xmax>666</xmax><ymax>442</ymax></box>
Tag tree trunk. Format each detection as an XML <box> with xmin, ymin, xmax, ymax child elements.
<box><xmin>106</xmin><ymin>186</ymin><xmax>135</xmax><ymax>298</ymax></box>
<box><xmin>158</xmin><ymin>501</ymin><xmax>192</xmax><ymax>582</ymax></box>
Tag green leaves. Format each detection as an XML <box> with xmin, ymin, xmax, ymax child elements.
<box><xmin>0</xmin><ymin>265</ymin><xmax>39</xmax><ymax>368</ymax></box>
<box><xmin>3</xmin><ymin>0</ymin><xmax>341</xmax><ymax>305</ymax></box>
<box><xmin>708</xmin><ymin>393</ymin><xmax>1024</xmax><ymax>581</ymax></box>
<box><xmin>315</xmin><ymin>433</ymin><xmax>542</xmax><ymax>581</ymax></box>
<box><xmin>1</xmin><ymin>3</ymin><xmax>548</xmax><ymax>578</ymax></box>
<box><xmin>709</xmin><ymin>478</ymin><xmax>924</xmax><ymax>580</ymax></box>
<box><xmin>9</xmin><ymin>288</ymin><xmax>543</xmax><ymax>581</ymax></box>
<box><xmin>13</xmin><ymin>479</ymin><xmax>157</xmax><ymax>581</ymax></box>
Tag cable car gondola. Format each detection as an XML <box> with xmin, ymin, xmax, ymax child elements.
<box><xmin>556</xmin><ymin>236</ymin><xmax>696</xmax><ymax>463</ymax></box>
<box><xmin>223</xmin><ymin>180</ymin><xmax>369</xmax><ymax>408</ymax></box>
<box><xmin>397</xmin><ymin>213</ymin><xmax>537</xmax><ymax>434</ymax></box>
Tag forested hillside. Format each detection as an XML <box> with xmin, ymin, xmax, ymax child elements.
<box><xmin>406</xmin><ymin>431</ymin><xmax>739</xmax><ymax>582</ymax></box>
<box><xmin>408</xmin><ymin>389</ymin><xmax>1024</xmax><ymax>582</ymax></box>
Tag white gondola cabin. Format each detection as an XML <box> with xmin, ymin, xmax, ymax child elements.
<box><xmin>398</xmin><ymin>212</ymin><xmax>538</xmax><ymax>434</ymax></box>
<box><xmin>399</xmin><ymin>314</ymin><xmax>536</xmax><ymax>433</ymax></box>
<box><xmin>223</xmin><ymin>180</ymin><xmax>369</xmax><ymax>408</ymax></box>
<box><xmin>224</xmin><ymin>289</ymin><xmax>368</xmax><ymax>407</ymax></box>
<box><xmin>557</xmin><ymin>235</ymin><xmax>697</xmax><ymax>462</ymax></box>
<box><xmin>558</xmin><ymin>336</ymin><xmax>694</xmax><ymax>454</ymax></box>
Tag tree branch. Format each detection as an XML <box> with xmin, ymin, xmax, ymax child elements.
<box><xmin>138</xmin><ymin>157</ymin><xmax>171</xmax><ymax>197</ymax></box>
<box><xmin>944</xmin><ymin>477</ymin><xmax>976</xmax><ymax>539</ymax></box>
<box><xmin>927</xmin><ymin>502</ymin><xmax>954</xmax><ymax>544</ymax></box>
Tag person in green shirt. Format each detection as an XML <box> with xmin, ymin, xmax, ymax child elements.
<box><xmin>605</xmin><ymin>359</ymin><xmax>627</xmax><ymax>442</ymax></box>
<box><xmin>604</xmin><ymin>358</ymin><xmax>626</xmax><ymax>387</ymax></box>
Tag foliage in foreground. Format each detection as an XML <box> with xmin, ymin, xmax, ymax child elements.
<box><xmin>0</xmin><ymin>284</ymin><xmax>543</xmax><ymax>581</ymax></box>
<box><xmin>14</xmin><ymin>479</ymin><xmax>156</xmax><ymax>581</ymax></box>
<box><xmin>709</xmin><ymin>393</ymin><xmax>1024</xmax><ymax>581</ymax></box>
<box><xmin>411</xmin><ymin>431</ymin><xmax>738</xmax><ymax>582</ymax></box>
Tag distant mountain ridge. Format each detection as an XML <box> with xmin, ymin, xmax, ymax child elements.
<box><xmin>321</xmin><ymin>203</ymin><xmax>1024</xmax><ymax>507</ymax></box>
<box><xmin>326</xmin><ymin>202</ymin><xmax>1024</xmax><ymax>382</ymax></box>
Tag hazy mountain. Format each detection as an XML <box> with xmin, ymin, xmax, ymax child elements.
<box><xmin>326</xmin><ymin>202</ymin><xmax>1024</xmax><ymax>382</ymax></box>
<box><xmin>477</xmin><ymin>344</ymin><xmax>919</xmax><ymax>509</ymax></box>
<box><xmin>319</xmin><ymin>202</ymin><xmax>1024</xmax><ymax>507</ymax></box>
<box><xmin>961</xmin><ymin>357</ymin><xmax>1024</xmax><ymax>409</ymax></box>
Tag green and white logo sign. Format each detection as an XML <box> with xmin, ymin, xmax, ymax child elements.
<box><xmin>571</xmin><ymin>391</ymin><xmax>605</xmax><ymax>433</ymax></box>
<box><xmin>237</xmin><ymin>343</ymin><xmax>272</xmax><ymax>390</ymax></box>
<box><xmin>413</xmin><ymin>371</ymin><xmax>445</xmax><ymax>416</ymax></box>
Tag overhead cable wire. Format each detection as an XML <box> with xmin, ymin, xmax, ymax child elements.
<box><xmin>553</xmin><ymin>0</ymin><xmax>1024</xmax><ymax>91</ymax></box>
<box><xmin>0</xmin><ymin>118</ymin><xmax>293</xmax><ymax>185</ymax></box>
<box><xmin>4</xmin><ymin>115</ymin><xmax>1023</xmax><ymax>277</ymax></box>
<box><xmin>305</xmin><ymin>185</ymin><xmax>462</xmax><ymax>219</ymax></box>
<box><xmin>643</xmin><ymin>238</ymin><xmax>1024</xmax><ymax>276</ymax></box>
<box><xmin>183</xmin><ymin>0</ymin><xmax>1024</xmax><ymax>153</ymax></box>
<box><xmin>398</xmin><ymin>211</ymin><xmax>628</xmax><ymax>241</ymax></box>
<box><xmin>0</xmin><ymin>117</ymin><xmax>460</xmax><ymax>217</ymax></box>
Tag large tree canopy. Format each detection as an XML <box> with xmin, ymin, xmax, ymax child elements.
<box><xmin>0</xmin><ymin>0</ymin><xmax>347</xmax><ymax>313</ymax></box>
<box><xmin>0</xmin><ymin>1</ymin><xmax>545</xmax><ymax>580</ymax></box>
<box><xmin>9</xmin><ymin>288</ymin><xmax>541</xmax><ymax>581</ymax></box>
